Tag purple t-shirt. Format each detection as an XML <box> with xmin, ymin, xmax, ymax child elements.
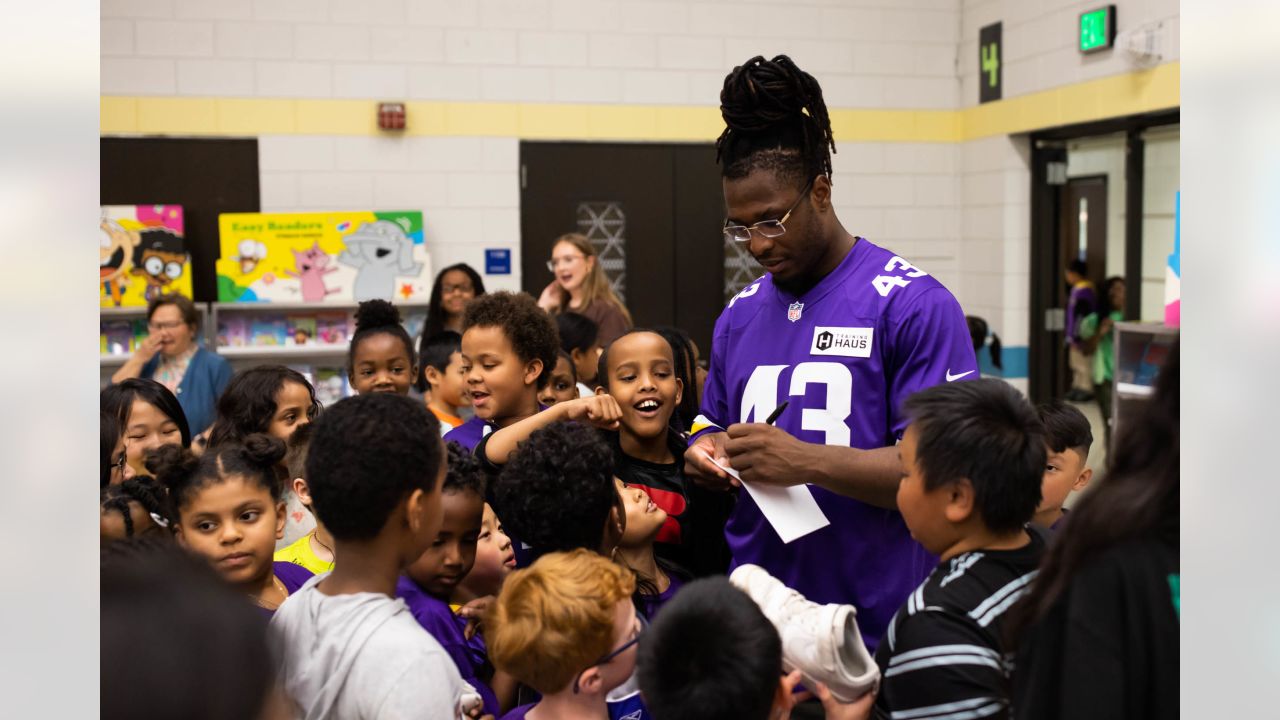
<box><xmin>259</xmin><ymin>561</ymin><xmax>314</xmax><ymax>618</ymax></box>
<box><xmin>443</xmin><ymin>415</ymin><xmax>494</xmax><ymax>451</ymax></box>
<box><xmin>1066</xmin><ymin>282</ymin><xmax>1096</xmax><ymax>343</ymax></box>
<box><xmin>447</xmin><ymin>404</ymin><xmax>550</xmax><ymax>453</ymax></box>
<box><xmin>396</xmin><ymin>576</ymin><xmax>499</xmax><ymax>717</ymax></box>
<box><xmin>692</xmin><ymin>238</ymin><xmax>977</xmax><ymax>651</ymax></box>
<box><xmin>638</xmin><ymin>574</ymin><xmax>685</xmax><ymax>621</ymax></box>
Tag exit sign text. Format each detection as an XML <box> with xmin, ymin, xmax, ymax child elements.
<box><xmin>1080</xmin><ymin>6</ymin><xmax>1117</xmax><ymax>53</ymax></box>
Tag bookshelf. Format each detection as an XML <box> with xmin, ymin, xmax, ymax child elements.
<box><xmin>99</xmin><ymin>304</ymin><xmax>212</xmax><ymax>385</ymax></box>
<box><xmin>210</xmin><ymin>300</ymin><xmax>430</xmax><ymax>405</ymax></box>
<box><xmin>1111</xmin><ymin>321</ymin><xmax>1178</xmax><ymax>439</ymax></box>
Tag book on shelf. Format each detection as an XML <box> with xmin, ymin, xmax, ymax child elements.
<box><xmin>131</xmin><ymin>319</ymin><xmax>149</xmax><ymax>350</ymax></box>
<box><xmin>101</xmin><ymin>320</ymin><xmax>135</xmax><ymax>356</ymax></box>
<box><xmin>316</xmin><ymin>311</ymin><xmax>351</xmax><ymax>346</ymax></box>
<box><xmin>286</xmin><ymin>314</ymin><xmax>318</xmax><ymax>346</ymax></box>
<box><xmin>250</xmin><ymin>315</ymin><xmax>288</xmax><ymax>347</ymax></box>
<box><xmin>217</xmin><ymin>316</ymin><xmax>249</xmax><ymax>347</ymax></box>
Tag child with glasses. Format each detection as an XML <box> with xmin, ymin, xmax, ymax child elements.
<box><xmin>486</xmin><ymin>549</ymin><xmax>642</xmax><ymax>720</ymax></box>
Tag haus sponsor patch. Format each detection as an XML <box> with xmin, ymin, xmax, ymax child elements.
<box><xmin>810</xmin><ymin>326</ymin><xmax>874</xmax><ymax>358</ymax></box>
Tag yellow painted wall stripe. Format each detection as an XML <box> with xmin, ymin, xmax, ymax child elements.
<box><xmin>101</xmin><ymin>62</ymin><xmax>1177</xmax><ymax>143</ymax></box>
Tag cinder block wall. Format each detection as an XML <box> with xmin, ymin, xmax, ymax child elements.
<box><xmin>101</xmin><ymin>0</ymin><xmax>1180</xmax><ymax>386</ymax></box>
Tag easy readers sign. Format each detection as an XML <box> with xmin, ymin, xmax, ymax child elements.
<box><xmin>216</xmin><ymin>211</ymin><xmax>431</xmax><ymax>304</ymax></box>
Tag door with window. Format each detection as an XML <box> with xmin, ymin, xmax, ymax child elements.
<box><xmin>519</xmin><ymin>142</ymin><xmax>727</xmax><ymax>355</ymax></box>
<box><xmin>1058</xmin><ymin>175</ymin><xmax>1108</xmax><ymax>398</ymax></box>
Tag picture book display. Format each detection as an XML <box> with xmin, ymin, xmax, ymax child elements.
<box><xmin>216</xmin><ymin>211</ymin><xmax>431</xmax><ymax>304</ymax></box>
<box><xmin>101</xmin><ymin>205</ymin><xmax>194</xmax><ymax>308</ymax></box>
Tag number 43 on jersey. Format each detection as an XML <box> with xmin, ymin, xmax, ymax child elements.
<box><xmin>872</xmin><ymin>256</ymin><xmax>928</xmax><ymax>297</ymax></box>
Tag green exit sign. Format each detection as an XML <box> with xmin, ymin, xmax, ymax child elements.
<box><xmin>1079</xmin><ymin>5</ymin><xmax>1116</xmax><ymax>53</ymax></box>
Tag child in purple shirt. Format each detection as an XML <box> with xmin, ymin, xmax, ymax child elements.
<box><xmin>444</xmin><ymin>292</ymin><xmax>560</xmax><ymax>451</ymax></box>
<box><xmin>398</xmin><ymin>442</ymin><xmax>506</xmax><ymax>716</ymax></box>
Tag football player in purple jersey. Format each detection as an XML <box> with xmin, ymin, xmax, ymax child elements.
<box><xmin>684</xmin><ymin>55</ymin><xmax>979</xmax><ymax>651</ymax></box>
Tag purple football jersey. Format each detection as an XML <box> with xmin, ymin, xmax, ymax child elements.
<box><xmin>692</xmin><ymin>238</ymin><xmax>977</xmax><ymax>651</ymax></box>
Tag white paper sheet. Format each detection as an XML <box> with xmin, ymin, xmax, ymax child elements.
<box><xmin>699</xmin><ymin>450</ymin><xmax>830</xmax><ymax>543</ymax></box>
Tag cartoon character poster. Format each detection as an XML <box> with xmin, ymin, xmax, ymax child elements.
<box><xmin>216</xmin><ymin>212</ymin><xmax>431</xmax><ymax>303</ymax></box>
<box><xmin>100</xmin><ymin>205</ymin><xmax>193</xmax><ymax>307</ymax></box>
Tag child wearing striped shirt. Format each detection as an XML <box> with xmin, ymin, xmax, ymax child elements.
<box><xmin>873</xmin><ymin>380</ymin><xmax>1049</xmax><ymax>720</ymax></box>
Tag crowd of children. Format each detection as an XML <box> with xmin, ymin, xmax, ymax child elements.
<box><xmin>99</xmin><ymin>52</ymin><xmax>1177</xmax><ymax>720</ymax></box>
<box><xmin>100</xmin><ymin>286</ymin><xmax>1178</xmax><ymax>720</ymax></box>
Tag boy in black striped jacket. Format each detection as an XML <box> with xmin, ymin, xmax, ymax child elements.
<box><xmin>873</xmin><ymin>379</ymin><xmax>1048</xmax><ymax>720</ymax></box>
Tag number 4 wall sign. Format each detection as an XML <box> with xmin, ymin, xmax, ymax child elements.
<box><xmin>980</xmin><ymin>22</ymin><xmax>1002</xmax><ymax>104</ymax></box>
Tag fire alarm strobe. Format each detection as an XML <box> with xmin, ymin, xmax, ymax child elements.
<box><xmin>378</xmin><ymin>102</ymin><xmax>406</xmax><ymax>130</ymax></box>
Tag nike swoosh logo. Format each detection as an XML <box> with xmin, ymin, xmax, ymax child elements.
<box><xmin>946</xmin><ymin>369</ymin><xmax>975</xmax><ymax>382</ymax></box>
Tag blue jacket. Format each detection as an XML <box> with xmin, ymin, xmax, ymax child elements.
<box><xmin>140</xmin><ymin>347</ymin><xmax>232</xmax><ymax>435</ymax></box>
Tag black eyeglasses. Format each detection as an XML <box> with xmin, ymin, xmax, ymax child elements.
<box><xmin>572</xmin><ymin>609</ymin><xmax>647</xmax><ymax>694</ymax></box>
<box><xmin>722</xmin><ymin>177</ymin><xmax>816</xmax><ymax>244</ymax></box>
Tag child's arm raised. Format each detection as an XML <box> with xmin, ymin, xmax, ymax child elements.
<box><xmin>479</xmin><ymin>395</ymin><xmax>622</xmax><ymax>466</ymax></box>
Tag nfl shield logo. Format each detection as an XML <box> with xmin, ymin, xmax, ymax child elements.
<box><xmin>787</xmin><ymin>301</ymin><xmax>804</xmax><ymax>322</ymax></box>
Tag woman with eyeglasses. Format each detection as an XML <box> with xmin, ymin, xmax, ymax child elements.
<box><xmin>110</xmin><ymin>293</ymin><xmax>231</xmax><ymax>435</ymax></box>
<box><xmin>537</xmin><ymin>233</ymin><xmax>633</xmax><ymax>346</ymax></box>
<box><xmin>683</xmin><ymin>55</ymin><xmax>978</xmax><ymax>663</ymax></box>
<box><xmin>423</xmin><ymin>262</ymin><xmax>486</xmax><ymax>340</ymax></box>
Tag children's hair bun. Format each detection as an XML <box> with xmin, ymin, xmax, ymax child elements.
<box><xmin>241</xmin><ymin>433</ymin><xmax>287</xmax><ymax>470</ymax></box>
<box><xmin>354</xmin><ymin>299</ymin><xmax>402</xmax><ymax>332</ymax></box>
<box><xmin>144</xmin><ymin>443</ymin><xmax>198</xmax><ymax>492</ymax></box>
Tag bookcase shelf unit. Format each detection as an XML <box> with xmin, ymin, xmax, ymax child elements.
<box><xmin>209</xmin><ymin>300</ymin><xmax>430</xmax><ymax>373</ymax></box>
<box><xmin>99</xmin><ymin>304</ymin><xmax>212</xmax><ymax>385</ymax></box>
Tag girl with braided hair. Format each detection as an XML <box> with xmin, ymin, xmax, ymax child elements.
<box><xmin>147</xmin><ymin>434</ymin><xmax>313</xmax><ymax>616</ymax></box>
<box><xmin>685</xmin><ymin>55</ymin><xmax>979</xmax><ymax>656</ymax></box>
<box><xmin>100</xmin><ymin>477</ymin><xmax>172</xmax><ymax>542</ymax></box>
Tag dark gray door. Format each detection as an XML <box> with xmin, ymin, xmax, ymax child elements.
<box><xmin>519</xmin><ymin>142</ymin><xmax>724</xmax><ymax>354</ymax></box>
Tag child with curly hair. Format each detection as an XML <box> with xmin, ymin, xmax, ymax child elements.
<box><xmin>444</xmin><ymin>291</ymin><xmax>560</xmax><ymax>450</ymax></box>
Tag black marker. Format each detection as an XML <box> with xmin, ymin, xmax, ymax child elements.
<box><xmin>764</xmin><ymin>401</ymin><xmax>789</xmax><ymax>426</ymax></box>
